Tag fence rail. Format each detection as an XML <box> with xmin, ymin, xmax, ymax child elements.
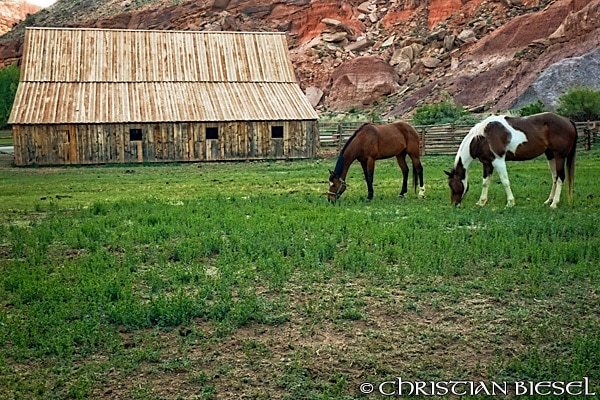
<box><xmin>319</xmin><ymin>121</ymin><xmax>600</xmax><ymax>155</ymax></box>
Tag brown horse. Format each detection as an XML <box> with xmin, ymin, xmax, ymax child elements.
<box><xmin>445</xmin><ymin>112</ymin><xmax>577</xmax><ymax>209</ymax></box>
<box><xmin>328</xmin><ymin>121</ymin><xmax>424</xmax><ymax>202</ymax></box>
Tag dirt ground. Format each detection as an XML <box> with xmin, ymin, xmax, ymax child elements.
<box><xmin>91</xmin><ymin>282</ymin><xmax>517</xmax><ymax>399</ymax></box>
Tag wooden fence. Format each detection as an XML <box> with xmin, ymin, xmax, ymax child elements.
<box><xmin>319</xmin><ymin>121</ymin><xmax>600</xmax><ymax>155</ymax></box>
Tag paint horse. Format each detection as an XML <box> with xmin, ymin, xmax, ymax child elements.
<box><xmin>328</xmin><ymin>121</ymin><xmax>425</xmax><ymax>202</ymax></box>
<box><xmin>445</xmin><ymin>112</ymin><xmax>577</xmax><ymax>209</ymax></box>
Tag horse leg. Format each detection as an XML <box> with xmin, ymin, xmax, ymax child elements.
<box><xmin>409</xmin><ymin>154</ymin><xmax>425</xmax><ymax>199</ymax></box>
<box><xmin>360</xmin><ymin>159</ymin><xmax>375</xmax><ymax>201</ymax></box>
<box><xmin>544</xmin><ymin>156</ymin><xmax>558</xmax><ymax>206</ymax></box>
<box><xmin>549</xmin><ymin>156</ymin><xmax>566</xmax><ymax>209</ymax></box>
<box><xmin>477</xmin><ymin>163</ymin><xmax>494</xmax><ymax>206</ymax></box>
<box><xmin>492</xmin><ymin>158</ymin><xmax>515</xmax><ymax>207</ymax></box>
<box><xmin>396</xmin><ymin>154</ymin><xmax>409</xmax><ymax>198</ymax></box>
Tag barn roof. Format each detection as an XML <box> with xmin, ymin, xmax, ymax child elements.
<box><xmin>9</xmin><ymin>28</ymin><xmax>318</xmax><ymax>124</ymax></box>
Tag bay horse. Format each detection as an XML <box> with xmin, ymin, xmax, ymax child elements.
<box><xmin>445</xmin><ymin>112</ymin><xmax>577</xmax><ymax>209</ymax></box>
<box><xmin>328</xmin><ymin>121</ymin><xmax>424</xmax><ymax>202</ymax></box>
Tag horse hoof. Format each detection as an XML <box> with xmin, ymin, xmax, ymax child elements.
<box><xmin>398</xmin><ymin>194</ymin><xmax>405</xmax><ymax>199</ymax></box>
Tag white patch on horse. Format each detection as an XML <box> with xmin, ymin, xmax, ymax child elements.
<box><xmin>494</xmin><ymin>116</ymin><xmax>528</xmax><ymax>156</ymax></box>
<box><xmin>454</xmin><ymin>120</ymin><xmax>487</xmax><ymax>196</ymax></box>
<box><xmin>455</xmin><ymin>120</ymin><xmax>485</xmax><ymax>168</ymax></box>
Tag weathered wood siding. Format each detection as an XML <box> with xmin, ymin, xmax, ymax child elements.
<box><xmin>20</xmin><ymin>29</ymin><xmax>297</xmax><ymax>84</ymax></box>
<box><xmin>13</xmin><ymin>121</ymin><xmax>319</xmax><ymax>166</ymax></box>
<box><xmin>9</xmin><ymin>28</ymin><xmax>319</xmax><ymax>165</ymax></box>
<box><xmin>10</xmin><ymin>82</ymin><xmax>317</xmax><ymax>125</ymax></box>
<box><xmin>10</xmin><ymin>29</ymin><xmax>317</xmax><ymax>125</ymax></box>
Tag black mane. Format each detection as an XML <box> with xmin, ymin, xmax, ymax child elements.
<box><xmin>332</xmin><ymin>123</ymin><xmax>369</xmax><ymax>177</ymax></box>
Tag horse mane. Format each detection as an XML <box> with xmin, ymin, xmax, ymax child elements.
<box><xmin>341</xmin><ymin>123</ymin><xmax>369</xmax><ymax>154</ymax></box>
<box><xmin>333</xmin><ymin>123</ymin><xmax>370</xmax><ymax>177</ymax></box>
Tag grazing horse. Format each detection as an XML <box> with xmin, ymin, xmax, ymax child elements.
<box><xmin>445</xmin><ymin>112</ymin><xmax>577</xmax><ymax>209</ymax></box>
<box><xmin>328</xmin><ymin>121</ymin><xmax>425</xmax><ymax>202</ymax></box>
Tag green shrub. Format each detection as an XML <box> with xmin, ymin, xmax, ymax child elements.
<box><xmin>413</xmin><ymin>97</ymin><xmax>476</xmax><ymax>125</ymax></box>
<box><xmin>0</xmin><ymin>64</ymin><xmax>20</xmax><ymax>128</ymax></box>
<box><xmin>556</xmin><ymin>87</ymin><xmax>600</xmax><ymax>122</ymax></box>
<box><xmin>517</xmin><ymin>100</ymin><xmax>548</xmax><ymax>116</ymax></box>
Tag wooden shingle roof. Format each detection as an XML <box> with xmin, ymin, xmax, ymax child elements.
<box><xmin>9</xmin><ymin>28</ymin><xmax>318</xmax><ymax>124</ymax></box>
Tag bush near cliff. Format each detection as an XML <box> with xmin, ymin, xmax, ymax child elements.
<box><xmin>517</xmin><ymin>100</ymin><xmax>548</xmax><ymax>117</ymax></box>
<box><xmin>412</xmin><ymin>97</ymin><xmax>476</xmax><ymax>126</ymax></box>
<box><xmin>556</xmin><ymin>88</ymin><xmax>600</xmax><ymax>122</ymax></box>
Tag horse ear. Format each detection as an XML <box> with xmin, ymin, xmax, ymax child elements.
<box><xmin>329</xmin><ymin>169</ymin><xmax>335</xmax><ymax>177</ymax></box>
<box><xmin>444</xmin><ymin>170</ymin><xmax>452</xmax><ymax>177</ymax></box>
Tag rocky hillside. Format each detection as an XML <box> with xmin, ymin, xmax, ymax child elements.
<box><xmin>0</xmin><ymin>1</ymin><xmax>41</xmax><ymax>35</ymax></box>
<box><xmin>1</xmin><ymin>0</ymin><xmax>599</xmax><ymax>117</ymax></box>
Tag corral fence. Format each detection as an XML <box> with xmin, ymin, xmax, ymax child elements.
<box><xmin>320</xmin><ymin>121</ymin><xmax>600</xmax><ymax>155</ymax></box>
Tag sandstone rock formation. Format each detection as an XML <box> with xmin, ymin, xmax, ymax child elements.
<box><xmin>0</xmin><ymin>0</ymin><xmax>599</xmax><ymax>117</ymax></box>
<box><xmin>305</xmin><ymin>86</ymin><xmax>324</xmax><ymax>108</ymax></box>
<box><xmin>326</xmin><ymin>56</ymin><xmax>400</xmax><ymax>111</ymax></box>
<box><xmin>389</xmin><ymin>0</ymin><xmax>600</xmax><ymax>116</ymax></box>
<box><xmin>513</xmin><ymin>47</ymin><xmax>600</xmax><ymax>109</ymax></box>
<box><xmin>0</xmin><ymin>1</ymin><xmax>40</xmax><ymax>34</ymax></box>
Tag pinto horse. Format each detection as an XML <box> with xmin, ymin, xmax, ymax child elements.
<box><xmin>445</xmin><ymin>112</ymin><xmax>577</xmax><ymax>209</ymax></box>
<box><xmin>328</xmin><ymin>121</ymin><xmax>425</xmax><ymax>202</ymax></box>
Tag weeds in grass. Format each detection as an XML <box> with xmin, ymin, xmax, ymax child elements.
<box><xmin>1</xmin><ymin>153</ymin><xmax>599</xmax><ymax>398</ymax></box>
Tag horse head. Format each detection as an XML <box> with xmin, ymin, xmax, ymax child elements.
<box><xmin>445</xmin><ymin>161</ymin><xmax>468</xmax><ymax>206</ymax></box>
<box><xmin>327</xmin><ymin>169</ymin><xmax>347</xmax><ymax>202</ymax></box>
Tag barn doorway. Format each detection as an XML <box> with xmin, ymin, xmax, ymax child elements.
<box><xmin>271</xmin><ymin>125</ymin><xmax>284</xmax><ymax>158</ymax></box>
<box><xmin>205</xmin><ymin>127</ymin><xmax>219</xmax><ymax>160</ymax></box>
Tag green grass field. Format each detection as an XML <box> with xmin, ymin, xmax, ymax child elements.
<box><xmin>1</xmin><ymin>150</ymin><xmax>599</xmax><ymax>399</ymax></box>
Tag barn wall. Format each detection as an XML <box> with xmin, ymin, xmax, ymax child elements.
<box><xmin>12</xmin><ymin>121</ymin><xmax>319</xmax><ymax>166</ymax></box>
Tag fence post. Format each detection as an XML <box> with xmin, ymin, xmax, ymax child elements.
<box><xmin>583</xmin><ymin>127</ymin><xmax>591</xmax><ymax>151</ymax></box>
<box><xmin>337</xmin><ymin>124</ymin><xmax>343</xmax><ymax>151</ymax></box>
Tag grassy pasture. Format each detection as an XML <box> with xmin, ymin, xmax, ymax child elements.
<box><xmin>1</xmin><ymin>151</ymin><xmax>599</xmax><ymax>399</ymax></box>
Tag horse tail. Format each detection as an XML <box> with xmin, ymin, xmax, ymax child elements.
<box><xmin>566</xmin><ymin>120</ymin><xmax>577</xmax><ymax>203</ymax></box>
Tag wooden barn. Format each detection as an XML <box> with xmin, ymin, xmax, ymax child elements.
<box><xmin>9</xmin><ymin>28</ymin><xmax>319</xmax><ymax>166</ymax></box>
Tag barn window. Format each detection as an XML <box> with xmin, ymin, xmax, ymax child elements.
<box><xmin>129</xmin><ymin>128</ymin><xmax>143</xmax><ymax>141</ymax></box>
<box><xmin>206</xmin><ymin>127</ymin><xmax>219</xmax><ymax>140</ymax></box>
<box><xmin>271</xmin><ymin>126</ymin><xmax>284</xmax><ymax>139</ymax></box>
